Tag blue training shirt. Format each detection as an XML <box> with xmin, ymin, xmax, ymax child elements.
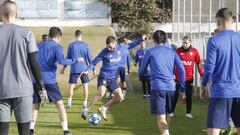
<box><xmin>135</xmin><ymin>48</ymin><xmax>151</xmax><ymax>77</ymax></box>
<box><xmin>35</xmin><ymin>40</ymin><xmax>77</xmax><ymax>84</ymax></box>
<box><xmin>201</xmin><ymin>30</ymin><xmax>240</xmax><ymax>98</ymax></box>
<box><xmin>119</xmin><ymin>43</ymin><xmax>131</xmax><ymax>70</ymax></box>
<box><xmin>88</xmin><ymin>39</ymin><xmax>143</xmax><ymax>79</ymax></box>
<box><xmin>139</xmin><ymin>45</ymin><xmax>186</xmax><ymax>91</ymax></box>
<box><xmin>65</xmin><ymin>40</ymin><xmax>93</xmax><ymax>73</ymax></box>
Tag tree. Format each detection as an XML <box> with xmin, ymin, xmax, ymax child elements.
<box><xmin>99</xmin><ymin>0</ymin><xmax>171</xmax><ymax>34</ymax></box>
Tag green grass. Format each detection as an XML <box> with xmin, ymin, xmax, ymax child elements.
<box><xmin>6</xmin><ymin>27</ymin><xmax>233</xmax><ymax>135</ymax></box>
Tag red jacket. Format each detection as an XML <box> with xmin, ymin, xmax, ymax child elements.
<box><xmin>175</xmin><ymin>47</ymin><xmax>204</xmax><ymax>81</ymax></box>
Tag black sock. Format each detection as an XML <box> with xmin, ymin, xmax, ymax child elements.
<box><xmin>0</xmin><ymin>122</ymin><xmax>9</xmax><ymax>135</ymax></box>
<box><xmin>17</xmin><ymin>122</ymin><xmax>30</xmax><ymax>135</ymax></box>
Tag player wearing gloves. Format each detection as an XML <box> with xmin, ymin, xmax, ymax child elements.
<box><xmin>30</xmin><ymin>27</ymin><xmax>83</xmax><ymax>135</ymax></box>
<box><xmin>0</xmin><ymin>1</ymin><xmax>46</xmax><ymax>135</ymax></box>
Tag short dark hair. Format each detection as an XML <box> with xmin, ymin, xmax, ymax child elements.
<box><xmin>215</xmin><ymin>8</ymin><xmax>233</xmax><ymax>21</ymax></box>
<box><xmin>106</xmin><ymin>36</ymin><xmax>116</xmax><ymax>44</ymax></box>
<box><xmin>75</xmin><ymin>30</ymin><xmax>83</xmax><ymax>37</ymax></box>
<box><xmin>182</xmin><ymin>35</ymin><xmax>191</xmax><ymax>42</ymax></box>
<box><xmin>48</xmin><ymin>27</ymin><xmax>62</xmax><ymax>38</ymax></box>
<box><xmin>41</xmin><ymin>34</ymin><xmax>48</xmax><ymax>41</ymax></box>
<box><xmin>1</xmin><ymin>0</ymin><xmax>17</xmax><ymax>19</ymax></box>
<box><xmin>152</xmin><ymin>30</ymin><xmax>167</xmax><ymax>44</ymax></box>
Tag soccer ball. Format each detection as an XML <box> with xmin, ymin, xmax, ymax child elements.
<box><xmin>88</xmin><ymin>113</ymin><xmax>101</xmax><ymax>126</ymax></box>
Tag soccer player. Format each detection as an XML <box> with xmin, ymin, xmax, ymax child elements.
<box><xmin>0</xmin><ymin>1</ymin><xmax>46</xmax><ymax>135</ymax></box>
<box><xmin>134</xmin><ymin>42</ymin><xmax>151</xmax><ymax>98</ymax></box>
<box><xmin>172</xmin><ymin>36</ymin><xmax>204</xmax><ymax>118</ymax></box>
<box><xmin>117</xmin><ymin>37</ymin><xmax>132</xmax><ymax>97</ymax></box>
<box><xmin>30</xmin><ymin>27</ymin><xmax>83</xmax><ymax>135</ymax></box>
<box><xmin>61</xmin><ymin>30</ymin><xmax>94</xmax><ymax>109</ymax></box>
<box><xmin>140</xmin><ymin>30</ymin><xmax>185</xmax><ymax>135</ymax></box>
<box><xmin>41</xmin><ymin>34</ymin><xmax>48</xmax><ymax>42</ymax></box>
<box><xmin>81</xmin><ymin>35</ymin><xmax>147</xmax><ymax>121</ymax></box>
<box><xmin>201</xmin><ymin>8</ymin><xmax>240</xmax><ymax>135</ymax></box>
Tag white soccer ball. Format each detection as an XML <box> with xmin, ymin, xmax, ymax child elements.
<box><xmin>88</xmin><ymin>113</ymin><xmax>101</xmax><ymax>126</ymax></box>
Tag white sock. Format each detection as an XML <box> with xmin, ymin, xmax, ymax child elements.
<box><xmin>123</xmin><ymin>90</ymin><xmax>126</xmax><ymax>96</ymax></box>
<box><xmin>61</xmin><ymin>121</ymin><xmax>68</xmax><ymax>131</ymax></box>
<box><xmin>162</xmin><ymin>130</ymin><xmax>170</xmax><ymax>135</ymax></box>
<box><xmin>83</xmin><ymin>101</ymin><xmax>87</xmax><ymax>107</ymax></box>
<box><xmin>67</xmin><ymin>98</ymin><xmax>72</xmax><ymax>106</ymax></box>
<box><xmin>30</xmin><ymin>120</ymin><xmax>35</xmax><ymax>129</ymax></box>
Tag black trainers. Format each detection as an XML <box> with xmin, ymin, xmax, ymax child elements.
<box><xmin>64</xmin><ymin>130</ymin><xmax>73</xmax><ymax>135</ymax></box>
<box><xmin>30</xmin><ymin>129</ymin><xmax>34</xmax><ymax>135</ymax></box>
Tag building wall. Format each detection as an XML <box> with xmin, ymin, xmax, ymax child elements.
<box><xmin>0</xmin><ymin>0</ymin><xmax>111</xmax><ymax>26</ymax></box>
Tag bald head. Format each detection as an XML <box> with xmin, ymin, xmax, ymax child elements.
<box><xmin>1</xmin><ymin>0</ymin><xmax>17</xmax><ymax>20</ymax></box>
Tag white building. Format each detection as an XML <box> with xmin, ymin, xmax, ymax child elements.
<box><xmin>0</xmin><ymin>0</ymin><xmax>111</xmax><ymax>26</ymax></box>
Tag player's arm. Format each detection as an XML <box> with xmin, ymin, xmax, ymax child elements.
<box><xmin>127</xmin><ymin>34</ymin><xmax>147</xmax><ymax>49</ymax></box>
<box><xmin>61</xmin><ymin>45</ymin><xmax>71</xmax><ymax>74</ymax></box>
<box><xmin>201</xmin><ymin>39</ymin><xmax>217</xmax><ymax>87</ymax></box>
<box><xmin>134</xmin><ymin>51</ymin><xmax>139</xmax><ymax>66</ymax></box>
<box><xmin>86</xmin><ymin>46</ymin><xmax>96</xmax><ymax>74</ymax></box>
<box><xmin>139</xmin><ymin>50</ymin><xmax>150</xmax><ymax>77</ymax></box>
<box><xmin>28</xmin><ymin>52</ymin><xmax>44</xmax><ymax>90</ymax></box>
<box><xmin>56</xmin><ymin>46</ymin><xmax>83</xmax><ymax>65</ymax></box>
<box><xmin>87</xmin><ymin>50</ymin><xmax>104</xmax><ymax>71</ymax></box>
<box><xmin>127</xmin><ymin>52</ymin><xmax>131</xmax><ymax>74</ymax></box>
<box><xmin>195</xmin><ymin>49</ymin><xmax>204</xmax><ymax>77</ymax></box>
<box><xmin>174</xmin><ymin>52</ymin><xmax>186</xmax><ymax>92</ymax></box>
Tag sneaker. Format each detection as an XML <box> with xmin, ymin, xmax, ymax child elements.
<box><xmin>30</xmin><ymin>129</ymin><xmax>34</xmax><ymax>135</ymax></box>
<box><xmin>185</xmin><ymin>113</ymin><xmax>194</xmax><ymax>118</ymax></box>
<box><xmin>147</xmin><ymin>95</ymin><xmax>150</xmax><ymax>98</ymax></box>
<box><xmin>64</xmin><ymin>130</ymin><xmax>73</xmax><ymax>135</ymax></box>
<box><xmin>98</xmin><ymin>106</ymin><xmax>107</xmax><ymax>121</ymax></box>
<box><xmin>169</xmin><ymin>113</ymin><xmax>174</xmax><ymax>118</ymax></box>
<box><xmin>81</xmin><ymin>108</ymin><xmax>89</xmax><ymax>120</ymax></box>
<box><xmin>65</xmin><ymin>104</ymin><xmax>72</xmax><ymax>109</ymax></box>
<box><xmin>142</xmin><ymin>95</ymin><xmax>147</xmax><ymax>99</ymax></box>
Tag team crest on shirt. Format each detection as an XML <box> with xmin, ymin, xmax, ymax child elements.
<box><xmin>117</xmin><ymin>51</ymin><xmax>121</xmax><ymax>55</ymax></box>
<box><xmin>190</xmin><ymin>52</ymin><xmax>193</xmax><ymax>56</ymax></box>
<box><xmin>109</xmin><ymin>55</ymin><xmax>113</xmax><ymax>58</ymax></box>
<box><xmin>180</xmin><ymin>53</ymin><xmax>184</xmax><ymax>55</ymax></box>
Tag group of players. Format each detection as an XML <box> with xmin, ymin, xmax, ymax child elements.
<box><xmin>1</xmin><ymin>1</ymin><xmax>240</xmax><ymax>135</ymax></box>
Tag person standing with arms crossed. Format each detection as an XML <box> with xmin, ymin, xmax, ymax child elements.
<box><xmin>140</xmin><ymin>30</ymin><xmax>186</xmax><ymax>135</ymax></box>
<box><xmin>201</xmin><ymin>8</ymin><xmax>240</xmax><ymax>135</ymax></box>
<box><xmin>0</xmin><ymin>1</ymin><xmax>47</xmax><ymax>135</ymax></box>
<box><xmin>172</xmin><ymin>36</ymin><xmax>204</xmax><ymax>118</ymax></box>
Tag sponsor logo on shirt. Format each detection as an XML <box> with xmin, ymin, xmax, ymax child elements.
<box><xmin>110</xmin><ymin>56</ymin><xmax>121</xmax><ymax>63</ymax></box>
<box><xmin>190</xmin><ymin>52</ymin><xmax>193</xmax><ymax>56</ymax></box>
<box><xmin>180</xmin><ymin>53</ymin><xmax>184</xmax><ymax>55</ymax></box>
<box><xmin>183</xmin><ymin>61</ymin><xmax>192</xmax><ymax>66</ymax></box>
<box><xmin>139</xmin><ymin>55</ymin><xmax>144</xmax><ymax>58</ymax></box>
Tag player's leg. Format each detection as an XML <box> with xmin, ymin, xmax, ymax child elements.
<box><xmin>171</xmin><ymin>81</ymin><xmax>180</xmax><ymax>116</ymax></box>
<box><xmin>0</xmin><ymin>99</ymin><xmax>11</xmax><ymax>135</ymax></box>
<box><xmin>14</xmin><ymin>97</ymin><xmax>32</xmax><ymax>135</ymax></box>
<box><xmin>151</xmin><ymin>90</ymin><xmax>170</xmax><ymax>135</ymax></box>
<box><xmin>80</xmin><ymin>74</ymin><xmax>90</xmax><ymax>108</ymax></box>
<box><xmin>185</xmin><ymin>80</ymin><xmax>193</xmax><ymax>118</ymax></box>
<box><xmin>81</xmin><ymin>85</ymin><xmax>107</xmax><ymax>120</ymax></box>
<box><xmin>119</xmin><ymin>67</ymin><xmax>127</xmax><ymax>97</ymax></box>
<box><xmin>30</xmin><ymin>84</ymin><xmax>42</xmax><ymax>134</ymax></box>
<box><xmin>207</xmin><ymin>98</ymin><xmax>232</xmax><ymax>135</ymax></box>
<box><xmin>98</xmin><ymin>79</ymin><xmax>123</xmax><ymax>121</ymax></box>
<box><xmin>146</xmin><ymin>78</ymin><xmax>151</xmax><ymax>97</ymax></box>
<box><xmin>231</xmin><ymin>98</ymin><xmax>240</xmax><ymax>135</ymax></box>
<box><xmin>47</xmin><ymin>83</ymin><xmax>72</xmax><ymax>134</ymax></box>
<box><xmin>66</xmin><ymin>73</ymin><xmax>78</xmax><ymax>108</ymax></box>
<box><xmin>141</xmin><ymin>78</ymin><xmax>147</xmax><ymax>98</ymax></box>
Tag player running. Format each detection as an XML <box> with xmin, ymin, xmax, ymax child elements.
<box><xmin>134</xmin><ymin>42</ymin><xmax>151</xmax><ymax>98</ymax></box>
<box><xmin>172</xmin><ymin>36</ymin><xmax>204</xmax><ymax>118</ymax></box>
<box><xmin>201</xmin><ymin>8</ymin><xmax>240</xmax><ymax>135</ymax></box>
<box><xmin>30</xmin><ymin>27</ymin><xmax>83</xmax><ymax>135</ymax></box>
<box><xmin>140</xmin><ymin>30</ymin><xmax>185</xmax><ymax>135</ymax></box>
<box><xmin>61</xmin><ymin>30</ymin><xmax>95</xmax><ymax>109</ymax></box>
<box><xmin>81</xmin><ymin>35</ymin><xmax>147</xmax><ymax>121</ymax></box>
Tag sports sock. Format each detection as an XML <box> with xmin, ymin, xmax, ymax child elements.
<box><xmin>162</xmin><ymin>130</ymin><xmax>170</xmax><ymax>135</ymax></box>
<box><xmin>30</xmin><ymin>120</ymin><xmax>35</xmax><ymax>129</ymax></box>
<box><xmin>67</xmin><ymin>98</ymin><xmax>72</xmax><ymax>106</ymax></box>
<box><xmin>83</xmin><ymin>101</ymin><xmax>87</xmax><ymax>108</ymax></box>
<box><xmin>17</xmin><ymin>122</ymin><xmax>30</xmax><ymax>135</ymax></box>
<box><xmin>61</xmin><ymin>121</ymin><xmax>68</xmax><ymax>131</ymax></box>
